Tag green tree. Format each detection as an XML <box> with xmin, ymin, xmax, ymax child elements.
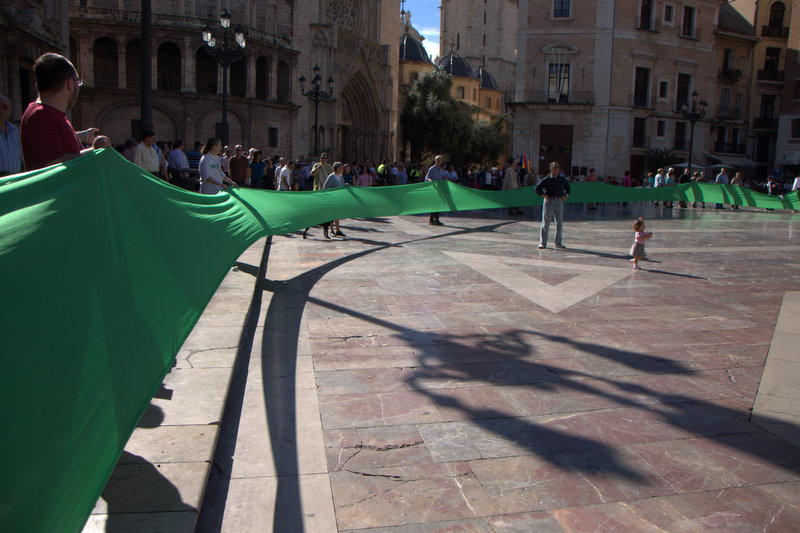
<box><xmin>462</xmin><ymin>115</ymin><xmax>508</xmax><ymax>166</ymax></box>
<box><xmin>401</xmin><ymin>71</ymin><xmax>506</xmax><ymax>165</ymax></box>
<box><xmin>646</xmin><ymin>148</ymin><xmax>680</xmax><ymax>172</ymax></box>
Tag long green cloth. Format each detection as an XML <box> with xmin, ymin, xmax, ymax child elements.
<box><xmin>1</xmin><ymin>149</ymin><xmax>798</xmax><ymax>533</ymax></box>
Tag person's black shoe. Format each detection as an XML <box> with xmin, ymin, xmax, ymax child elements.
<box><xmin>538</xmin><ymin>244</ymin><xmax>546</xmax><ymax>249</ymax></box>
<box><xmin>555</xmin><ymin>244</ymin><xmax>566</xmax><ymax>249</ymax></box>
<box><xmin>302</xmin><ymin>227</ymin><xmax>309</xmax><ymax>239</ymax></box>
<box><xmin>335</xmin><ymin>230</ymin><xmax>346</xmax><ymax>237</ymax></box>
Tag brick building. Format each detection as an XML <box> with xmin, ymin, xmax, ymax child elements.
<box><xmin>3</xmin><ymin>0</ymin><xmax>403</xmax><ymax>163</ymax></box>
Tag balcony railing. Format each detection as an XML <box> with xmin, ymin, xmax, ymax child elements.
<box><xmin>752</xmin><ymin>117</ymin><xmax>778</xmax><ymax>129</ymax></box>
<box><xmin>716</xmin><ymin>107</ymin><xmax>742</xmax><ymax>120</ymax></box>
<box><xmin>757</xmin><ymin>69</ymin><xmax>785</xmax><ymax>81</ymax></box>
<box><xmin>761</xmin><ymin>25</ymin><xmax>789</xmax><ymax>38</ymax></box>
<box><xmin>714</xmin><ymin>142</ymin><xmax>746</xmax><ymax>154</ymax></box>
<box><xmin>510</xmin><ymin>91</ymin><xmax>595</xmax><ymax>105</ymax></box>
<box><xmin>718</xmin><ymin>69</ymin><xmax>743</xmax><ymax>84</ymax></box>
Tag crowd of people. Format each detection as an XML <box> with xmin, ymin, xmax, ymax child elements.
<box><xmin>4</xmin><ymin>51</ymin><xmax>799</xmax><ymax>214</ymax></box>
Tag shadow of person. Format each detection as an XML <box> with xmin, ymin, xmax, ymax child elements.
<box><xmin>101</xmin><ymin>404</ymin><xmax>196</xmax><ymax>532</ymax></box>
<box><xmin>101</xmin><ymin>450</ymin><xmax>196</xmax><ymax>532</ymax></box>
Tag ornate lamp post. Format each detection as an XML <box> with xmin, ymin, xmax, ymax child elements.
<box><xmin>202</xmin><ymin>11</ymin><xmax>245</xmax><ymax>147</ymax></box>
<box><xmin>681</xmin><ymin>90</ymin><xmax>708</xmax><ymax>175</ymax></box>
<box><xmin>299</xmin><ymin>65</ymin><xmax>334</xmax><ymax>157</ymax></box>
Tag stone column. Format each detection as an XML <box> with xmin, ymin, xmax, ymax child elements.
<box><xmin>269</xmin><ymin>57</ymin><xmax>277</xmax><ymax>100</ymax></box>
<box><xmin>247</xmin><ymin>53</ymin><xmax>256</xmax><ymax>98</ymax></box>
<box><xmin>183</xmin><ymin>38</ymin><xmax>196</xmax><ymax>93</ymax></box>
<box><xmin>118</xmin><ymin>41</ymin><xmax>126</xmax><ymax>90</ymax></box>
<box><xmin>80</xmin><ymin>37</ymin><xmax>94</xmax><ymax>87</ymax></box>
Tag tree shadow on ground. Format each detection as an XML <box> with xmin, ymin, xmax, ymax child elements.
<box><xmin>199</xmin><ymin>219</ymin><xmax>800</xmax><ymax>531</ymax></box>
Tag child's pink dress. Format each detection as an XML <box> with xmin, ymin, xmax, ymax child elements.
<box><xmin>630</xmin><ymin>230</ymin><xmax>647</xmax><ymax>259</ymax></box>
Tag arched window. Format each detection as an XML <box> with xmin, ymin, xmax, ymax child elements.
<box><xmin>769</xmin><ymin>2</ymin><xmax>785</xmax><ymax>28</ymax></box>
<box><xmin>230</xmin><ymin>58</ymin><xmax>246</xmax><ymax>97</ymax></box>
<box><xmin>196</xmin><ymin>47</ymin><xmax>217</xmax><ymax>95</ymax></box>
<box><xmin>126</xmin><ymin>40</ymin><xmax>141</xmax><ymax>89</ymax></box>
<box><xmin>157</xmin><ymin>42</ymin><xmax>181</xmax><ymax>91</ymax></box>
<box><xmin>94</xmin><ymin>38</ymin><xmax>118</xmax><ymax>88</ymax></box>
<box><xmin>256</xmin><ymin>56</ymin><xmax>271</xmax><ymax>100</ymax></box>
<box><xmin>276</xmin><ymin>60</ymin><xmax>290</xmax><ymax>103</ymax></box>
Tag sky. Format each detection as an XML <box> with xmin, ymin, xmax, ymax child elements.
<box><xmin>403</xmin><ymin>0</ymin><xmax>441</xmax><ymax>61</ymax></box>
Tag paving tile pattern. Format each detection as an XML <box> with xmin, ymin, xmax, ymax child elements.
<box><xmin>302</xmin><ymin>207</ymin><xmax>800</xmax><ymax>532</ymax></box>
<box><xmin>86</xmin><ymin>205</ymin><xmax>800</xmax><ymax>532</ymax></box>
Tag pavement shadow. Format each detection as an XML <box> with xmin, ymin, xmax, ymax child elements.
<box><xmin>308</xmin><ymin>298</ymin><xmax>800</xmax><ymax>479</ymax></box>
<box><xmin>199</xmin><ymin>217</ymin><xmax>800</xmax><ymax>530</ymax></box>
<box><xmin>101</xmin><ymin>400</ymin><xmax>196</xmax><ymax>532</ymax></box>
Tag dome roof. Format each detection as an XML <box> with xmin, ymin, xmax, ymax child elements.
<box><xmin>399</xmin><ymin>33</ymin><xmax>432</xmax><ymax>64</ymax></box>
<box><xmin>476</xmin><ymin>66</ymin><xmax>499</xmax><ymax>90</ymax></box>
<box><xmin>435</xmin><ymin>52</ymin><xmax>478</xmax><ymax>79</ymax></box>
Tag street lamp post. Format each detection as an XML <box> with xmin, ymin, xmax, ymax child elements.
<box><xmin>681</xmin><ymin>90</ymin><xmax>708</xmax><ymax>175</ymax></box>
<box><xmin>299</xmin><ymin>65</ymin><xmax>334</xmax><ymax>157</ymax></box>
<box><xmin>202</xmin><ymin>11</ymin><xmax>246</xmax><ymax>147</ymax></box>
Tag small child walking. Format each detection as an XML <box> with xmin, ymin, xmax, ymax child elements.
<box><xmin>630</xmin><ymin>217</ymin><xmax>653</xmax><ymax>270</ymax></box>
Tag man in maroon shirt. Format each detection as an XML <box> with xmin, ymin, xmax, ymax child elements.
<box><xmin>228</xmin><ymin>144</ymin><xmax>251</xmax><ymax>186</ymax></box>
<box><xmin>20</xmin><ymin>53</ymin><xmax>99</xmax><ymax>170</ymax></box>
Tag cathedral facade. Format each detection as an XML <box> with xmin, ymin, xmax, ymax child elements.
<box><xmin>8</xmin><ymin>0</ymin><xmax>402</xmax><ymax>163</ymax></box>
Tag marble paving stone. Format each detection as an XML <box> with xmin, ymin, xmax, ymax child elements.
<box><xmin>610</xmin><ymin>484</ymin><xmax>800</xmax><ymax>532</ymax></box>
<box><xmin>82</xmin><ymin>512</ymin><xmax>197</xmax><ymax>533</ymax></box>
<box><xmin>550</xmin><ymin>504</ymin><xmax>664</xmax><ymax>532</ymax></box>
<box><xmin>89</xmin><ymin>461</ymin><xmax>204</xmax><ymax>515</ymax></box>
<box><xmin>486</xmin><ymin>512</ymin><xmax>565</xmax><ymax>533</ymax></box>
<box><xmin>228</xmin><ymin>386</ymin><xmax>328</xmax><ymax>479</ymax></box>
<box><xmin>690</xmin><ymin>432</ymin><xmax>800</xmax><ymax>485</ymax></box>
<box><xmin>152</xmin><ymin>367</ymin><xmax>234</xmax><ymax>425</ymax></box>
<box><xmin>217</xmin><ymin>474</ymin><xmax>337</xmax><ymax>533</ymax></box>
<box><xmin>174</xmin><ymin>347</ymin><xmax>238</xmax><ymax>369</ymax></box>
<box><xmin>315</xmin><ymin>367</ymin><xmax>417</xmax><ymax>395</ymax></box>
<box><xmin>341</xmin><ymin>518</ymin><xmax>494</xmax><ymax>532</ymax></box>
<box><xmin>179</xmin><ymin>325</ymin><xmax>244</xmax><ymax>352</ymax></box>
<box><xmin>329</xmin><ymin>463</ymin><xmax>496</xmax><ymax>531</ymax></box>
<box><xmin>468</xmin><ymin>454</ymin><xmax>628</xmax><ymax>514</ymax></box>
<box><xmin>324</xmin><ymin>425</ymin><xmax>433</xmax><ymax>471</ymax></box>
<box><xmin>318</xmin><ymin>390</ymin><xmax>445</xmax><ymax>429</ymax></box>
<box><xmin>122</xmin><ymin>425</ymin><xmax>217</xmax><ymax>464</ymax></box>
<box><xmin>528</xmin><ymin>407</ymin><xmax>696</xmax><ymax>452</ymax></box>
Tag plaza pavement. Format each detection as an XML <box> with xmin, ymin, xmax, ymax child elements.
<box><xmin>84</xmin><ymin>202</ymin><xmax>800</xmax><ymax>532</ymax></box>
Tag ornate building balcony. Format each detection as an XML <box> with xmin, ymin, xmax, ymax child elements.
<box><xmin>510</xmin><ymin>91</ymin><xmax>594</xmax><ymax>105</ymax></box>
<box><xmin>752</xmin><ymin>117</ymin><xmax>778</xmax><ymax>130</ymax></box>
<box><xmin>757</xmin><ymin>69</ymin><xmax>784</xmax><ymax>82</ymax></box>
<box><xmin>716</xmin><ymin>107</ymin><xmax>742</xmax><ymax>120</ymax></box>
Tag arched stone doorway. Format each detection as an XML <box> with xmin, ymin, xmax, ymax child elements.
<box><xmin>339</xmin><ymin>70</ymin><xmax>381</xmax><ymax>163</ymax></box>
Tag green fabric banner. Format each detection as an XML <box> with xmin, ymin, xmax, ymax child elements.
<box><xmin>0</xmin><ymin>149</ymin><xmax>797</xmax><ymax>533</ymax></box>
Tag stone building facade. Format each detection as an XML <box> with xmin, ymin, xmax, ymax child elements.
<box><xmin>711</xmin><ymin>2</ymin><xmax>758</xmax><ymax>173</ymax></box>
<box><xmin>776</xmin><ymin>1</ymin><xmax>800</xmax><ymax>175</ymax></box>
<box><xmin>509</xmin><ymin>0</ymin><xmax>723</xmax><ymax>178</ymax></box>
<box><xmin>1</xmin><ymin>1</ymin><xmax>69</xmax><ymax>123</ymax></box>
<box><xmin>49</xmin><ymin>0</ymin><xmax>402</xmax><ymax>163</ymax></box>
<box><xmin>439</xmin><ymin>0</ymin><xmax>518</xmax><ymax>97</ymax></box>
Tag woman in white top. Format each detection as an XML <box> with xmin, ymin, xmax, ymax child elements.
<box><xmin>323</xmin><ymin>162</ymin><xmax>347</xmax><ymax>237</ymax></box>
<box><xmin>198</xmin><ymin>137</ymin><xmax>236</xmax><ymax>194</ymax></box>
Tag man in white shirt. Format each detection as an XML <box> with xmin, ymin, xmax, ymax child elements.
<box><xmin>134</xmin><ymin>130</ymin><xmax>159</xmax><ymax>175</ymax></box>
<box><xmin>277</xmin><ymin>160</ymin><xmax>294</xmax><ymax>190</ymax></box>
<box><xmin>715</xmin><ymin>167</ymin><xmax>729</xmax><ymax>209</ymax></box>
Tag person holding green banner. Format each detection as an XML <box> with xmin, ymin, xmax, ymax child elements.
<box><xmin>425</xmin><ymin>155</ymin><xmax>449</xmax><ymax>225</ymax></box>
